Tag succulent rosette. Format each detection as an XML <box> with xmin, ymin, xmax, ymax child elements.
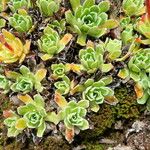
<box><xmin>66</xmin><ymin>0</ymin><xmax>118</xmax><ymax>45</ymax></box>
<box><xmin>135</xmin><ymin>14</ymin><xmax>150</xmax><ymax>39</ymax></box>
<box><xmin>5</xmin><ymin>65</ymin><xmax>47</xmax><ymax>93</ymax></box>
<box><xmin>51</xmin><ymin>63</ymin><xmax>67</xmax><ymax>79</ymax></box>
<box><xmin>9</xmin><ymin>0</ymin><xmax>31</xmax><ymax>12</ymax></box>
<box><xmin>79</xmin><ymin>45</ymin><xmax>104</xmax><ymax>73</ymax></box>
<box><xmin>55</xmin><ymin>92</ymin><xmax>89</xmax><ymax>142</ymax></box>
<box><xmin>4</xmin><ymin>110</ymin><xmax>27</xmax><ymax>137</ymax></box>
<box><xmin>105</xmin><ymin>38</ymin><xmax>122</xmax><ymax>60</ymax></box>
<box><xmin>59</xmin><ymin>100</ymin><xmax>89</xmax><ymax>130</ymax></box>
<box><xmin>0</xmin><ymin>75</ymin><xmax>11</xmax><ymax>93</ymax></box>
<box><xmin>17</xmin><ymin>94</ymin><xmax>59</xmax><ymax>137</ymax></box>
<box><xmin>38</xmin><ymin>26</ymin><xmax>72</xmax><ymax>60</ymax></box>
<box><xmin>9</xmin><ymin>9</ymin><xmax>32</xmax><ymax>33</ymax></box>
<box><xmin>0</xmin><ymin>29</ymin><xmax>31</xmax><ymax>63</ymax></box>
<box><xmin>54</xmin><ymin>76</ymin><xmax>71</xmax><ymax>95</ymax></box>
<box><xmin>123</xmin><ymin>0</ymin><xmax>145</xmax><ymax>16</ymax></box>
<box><xmin>82</xmin><ymin>78</ymin><xmax>114</xmax><ymax>112</ymax></box>
<box><xmin>36</xmin><ymin>0</ymin><xmax>60</xmax><ymax>17</ymax></box>
<box><xmin>128</xmin><ymin>49</ymin><xmax>150</xmax><ymax>81</ymax></box>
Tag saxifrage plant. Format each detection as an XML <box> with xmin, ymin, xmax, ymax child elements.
<box><xmin>0</xmin><ymin>75</ymin><xmax>11</xmax><ymax>93</ymax></box>
<box><xmin>128</xmin><ymin>49</ymin><xmax>150</xmax><ymax>81</ymax></box>
<box><xmin>135</xmin><ymin>16</ymin><xmax>150</xmax><ymax>39</ymax></box>
<box><xmin>55</xmin><ymin>92</ymin><xmax>89</xmax><ymax>142</ymax></box>
<box><xmin>54</xmin><ymin>76</ymin><xmax>71</xmax><ymax>95</ymax></box>
<box><xmin>122</xmin><ymin>0</ymin><xmax>145</xmax><ymax>16</ymax></box>
<box><xmin>17</xmin><ymin>94</ymin><xmax>59</xmax><ymax>137</ymax></box>
<box><xmin>36</xmin><ymin>0</ymin><xmax>60</xmax><ymax>17</ymax></box>
<box><xmin>9</xmin><ymin>9</ymin><xmax>33</xmax><ymax>33</ymax></box>
<box><xmin>71</xmin><ymin>76</ymin><xmax>117</xmax><ymax>112</ymax></box>
<box><xmin>0</xmin><ymin>29</ymin><xmax>31</xmax><ymax>63</ymax></box>
<box><xmin>8</xmin><ymin>0</ymin><xmax>32</xmax><ymax>12</ymax></box>
<box><xmin>51</xmin><ymin>63</ymin><xmax>67</xmax><ymax>79</ymax></box>
<box><xmin>5</xmin><ymin>65</ymin><xmax>47</xmax><ymax>93</ymax></box>
<box><xmin>38</xmin><ymin>25</ymin><xmax>72</xmax><ymax>61</ymax></box>
<box><xmin>105</xmin><ymin>38</ymin><xmax>122</xmax><ymax>60</ymax></box>
<box><xmin>79</xmin><ymin>44</ymin><xmax>113</xmax><ymax>73</ymax></box>
<box><xmin>118</xmin><ymin>48</ymin><xmax>150</xmax><ymax>81</ymax></box>
<box><xmin>3</xmin><ymin>110</ymin><xmax>27</xmax><ymax>137</ymax></box>
<box><xmin>66</xmin><ymin>0</ymin><xmax>118</xmax><ymax>46</ymax></box>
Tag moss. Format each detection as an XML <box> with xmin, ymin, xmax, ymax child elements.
<box><xmin>80</xmin><ymin>104</ymin><xmax>115</xmax><ymax>139</ymax></box>
<box><xmin>0</xmin><ymin>94</ymin><xmax>12</xmax><ymax>118</ymax></box>
<box><xmin>114</xmin><ymin>86</ymin><xmax>142</xmax><ymax>119</ymax></box>
<box><xmin>83</xmin><ymin>141</ymin><xmax>104</xmax><ymax>150</ymax></box>
<box><xmin>40</xmin><ymin>136</ymin><xmax>70</xmax><ymax>150</ymax></box>
<box><xmin>1</xmin><ymin>138</ymin><xmax>25</xmax><ymax>150</ymax></box>
<box><xmin>0</xmin><ymin>86</ymin><xmax>144</xmax><ymax>149</ymax></box>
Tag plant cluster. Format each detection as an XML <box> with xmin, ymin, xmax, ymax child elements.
<box><xmin>0</xmin><ymin>0</ymin><xmax>150</xmax><ymax>144</ymax></box>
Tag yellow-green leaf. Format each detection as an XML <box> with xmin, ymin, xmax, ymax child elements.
<box><xmin>17</xmin><ymin>94</ymin><xmax>33</xmax><ymax>104</ymax></box>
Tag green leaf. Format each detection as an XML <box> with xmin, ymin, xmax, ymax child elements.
<box><xmin>118</xmin><ymin>68</ymin><xmax>129</xmax><ymax>79</ymax></box>
<box><xmin>70</xmin><ymin>0</ymin><xmax>80</xmax><ymax>12</ymax></box>
<box><xmin>79</xmin><ymin>119</ymin><xmax>89</xmax><ymax>130</ymax></box>
<box><xmin>65</xmin><ymin>10</ymin><xmax>80</xmax><ymax>26</ymax></box>
<box><xmin>101</xmin><ymin>63</ymin><xmax>114</xmax><ymax>72</ymax></box>
<box><xmin>77</xmin><ymin>34</ymin><xmax>87</xmax><ymax>46</ymax></box>
<box><xmin>101</xmin><ymin>76</ymin><xmax>113</xmax><ymax>85</ymax></box>
<box><xmin>17</xmin><ymin>104</ymin><xmax>35</xmax><ymax>115</ymax></box>
<box><xmin>84</xmin><ymin>79</ymin><xmax>94</xmax><ymax>87</ymax></box>
<box><xmin>20</xmin><ymin>65</ymin><xmax>30</xmax><ymax>75</ymax></box>
<box><xmin>78</xmin><ymin>100</ymin><xmax>89</xmax><ymax>108</ymax></box>
<box><xmin>37</xmin><ymin>122</ymin><xmax>46</xmax><ymax>137</ymax></box>
<box><xmin>130</xmin><ymin>72</ymin><xmax>140</xmax><ymax>82</ymax></box>
<box><xmin>83</xmin><ymin>0</ymin><xmax>95</xmax><ymax>9</ymax></box>
<box><xmin>34</xmin><ymin>94</ymin><xmax>45</xmax><ymax>107</ymax></box>
<box><xmin>90</xmin><ymin>102</ymin><xmax>100</xmax><ymax>112</ymax></box>
<box><xmin>146</xmin><ymin>99</ymin><xmax>150</xmax><ymax>111</ymax></box>
<box><xmin>0</xmin><ymin>19</ymin><xmax>6</xmax><ymax>28</ymax></box>
<box><xmin>7</xmin><ymin>127</ymin><xmax>20</xmax><ymax>137</ymax></box>
<box><xmin>137</xmin><ymin>93</ymin><xmax>149</xmax><ymax>104</ymax></box>
<box><xmin>100</xmin><ymin>19</ymin><xmax>119</xmax><ymax>29</ymax></box>
<box><xmin>88</xmin><ymin>27</ymin><xmax>107</xmax><ymax>38</ymax></box>
<box><xmin>45</xmin><ymin>112</ymin><xmax>60</xmax><ymax>125</ymax></box>
<box><xmin>98</xmin><ymin>1</ymin><xmax>110</xmax><ymax>13</ymax></box>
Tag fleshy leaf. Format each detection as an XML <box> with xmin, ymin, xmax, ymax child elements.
<box><xmin>15</xmin><ymin>118</ymin><xmax>27</xmax><ymax>130</ymax></box>
<box><xmin>118</xmin><ymin>68</ymin><xmax>129</xmax><ymax>79</ymax></box>
<box><xmin>35</xmin><ymin>69</ymin><xmax>47</xmax><ymax>82</ymax></box>
<box><xmin>54</xmin><ymin>92</ymin><xmax>68</xmax><ymax>108</ymax></box>
<box><xmin>45</xmin><ymin>112</ymin><xmax>60</xmax><ymax>125</ymax></box>
<box><xmin>134</xmin><ymin>83</ymin><xmax>144</xmax><ymax>99</ymax></box>
<box><xmin>65</xmin><ymin>128</ymin><xmax>74</xmax><ymax>143</ymax></box>
<box><xmin>17</xmin><ymin>94</ymin><xmax>33</xmax><ymax>104</ymax></box>
<box><xmin>101</xmin><ymin>63</ymin><xmax>114</xmax><ymax>72</ymax></box>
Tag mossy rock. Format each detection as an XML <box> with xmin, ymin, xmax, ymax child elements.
<box><xmin>114</xmin><ymin>86</ymin><xmax>143</xmax><ymax>119</ymax></box>
<box><xmin>83</xmin><ymin>141</ymin><xmax>104</xmax><ymax>150</ymax></box>
<box><xmin>39</xmin><ymin>136</ymin><xmax>70</xmax><ymax>150</ymax></box>
<box><xmin>79</xmin><ymin>104</ymin><xmax>115</xmax><ymax>139</ymax></box>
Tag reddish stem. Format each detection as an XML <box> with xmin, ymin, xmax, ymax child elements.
<box><xmin>146</xmin><ymin>0</ymin><xmax>150</xmax><ymax>20</ymax></box>
<box><xmin>0</xmin><ymin>34</ymin><xmax>14</xmax><ymax>52</ymax></box>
